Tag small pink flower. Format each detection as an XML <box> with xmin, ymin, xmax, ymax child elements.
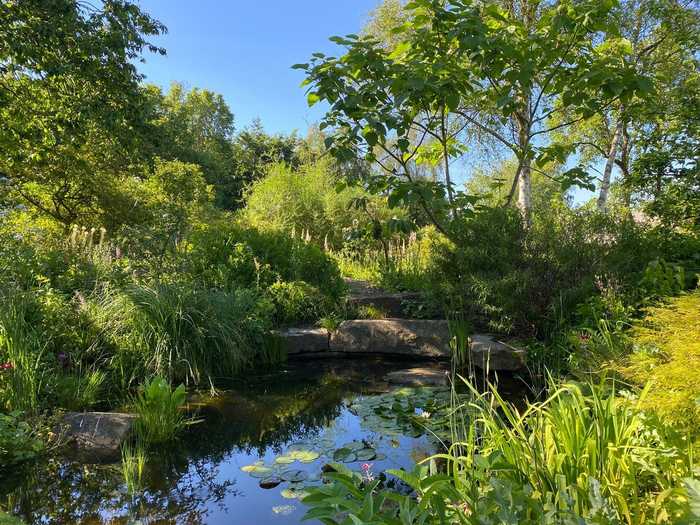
<box><xmin>1</xmin><ymin>362</ymin><xmax>13</xmax><ymax>371</ymax></box>
<box><xmin>361</xmin><ymin>463</ymin><xmax>373</xmax><ymax>472</ymax></box>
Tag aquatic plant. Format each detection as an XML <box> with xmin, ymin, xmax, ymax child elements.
<box><xmin>121</xmin><ymin>440</ymin><xmax>146</xmax><ymax>494</ymax></box>
<box><xmin>304</xmin><ymin>380</ymin><xmax>699</xmax><ymax>524</ymax></box>
<box><xmin>133</xmin><ymin>376</ymin><xmax>189</xmax><ymax>443</ymax></box>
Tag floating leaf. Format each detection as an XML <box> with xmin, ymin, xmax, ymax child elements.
<box><xmin>259</xmin><ymin>476</ymin><xmax>282</xmax><ymax>489</ymax></box>
<box><xmin>280</xmin><ymin>469</ymin><xmax>308</xmax><ymax>483</ymax></box>
<box><xmin>290</xmin><ymin>450</ymin><xmax>320</xmax><ymax>463</ymax></box>
<box><xmin>275</xmin><ymin>455</ymin><xmax>295</xmax><ymax>465</ymax></box>
<box><xmin>333</xmin><ymin>448</ymin><xmax>353</xmax><ymax>462</ymax></box>
<box><xmin>355</xmin><ymin>448</ymin><xmax>376</xmax><ymax>461</ymax></box>
<box><xmin>241</xmin><ymin>463</ymin><xmax>273</xmax><ymax>478</ymax></box>
<box><xmin>281</xmin><ymin>487</ymin><xmax>310</xmax><ymax>500</ymax></box>
<box><xmin>343</xmin><ymin>441</ymin><xmax>365</xmax><ymax>451</ymax></box>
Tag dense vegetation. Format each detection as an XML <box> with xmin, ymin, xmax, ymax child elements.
<box><xmin>0</xmin><ymin>0</ymin><xmax>699</xmax><ymax>523</ymax></box>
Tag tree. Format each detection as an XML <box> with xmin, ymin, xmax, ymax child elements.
<box><xmin>146</xmin><ymin>82</ymin><xmax>237</xmax><ymax>208</ymax></box>
<box><xmin>557</xmin><ymin>0</ymin><xmax>700</xmax><ymax>212</ymax></box>
<box><xmin>0</xmin><ymin>0</ymin><xmax>165</xmax><ymax>224</ymax></box>
<box><xmin>297</xmin><ymin>0</ymin><xmax>648</xmax><ymax>236</ymax></box>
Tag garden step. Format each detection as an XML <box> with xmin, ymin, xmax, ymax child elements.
<box><xmin>344</xmin><ymin>278</ymin><xmax>421</xmax><ymax>318</ymax></box>
<box><xmin>277</xmin><ymin>327</ymin><xmax>330</xmax><ymax>354</ymax></box>
<box><xmin>330</xmin><ymin>319</ymin><xmax>451</xmax><ymax>358</ymax></box>
<box><xmin>278</xmin><ymin>320</ymin><xmax>527</xmax><ymax>371</ymax></box>
<box><xmin>60</xmin><ymin>412</ymin><xmax>137</xmax><ymax>463</ymax></box>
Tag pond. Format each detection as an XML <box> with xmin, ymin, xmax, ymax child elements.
<box><xmin>0</xmin><ymin>358</ymin><xmax>525</xmax><ymax>525</ymax></box>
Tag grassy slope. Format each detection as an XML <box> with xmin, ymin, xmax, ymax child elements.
<box><xmin>619</xmin><ymin>290</ymin><xmax>700</xmax><ymax>430</ymax></box>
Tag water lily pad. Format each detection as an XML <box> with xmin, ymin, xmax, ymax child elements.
<box><xmin>281</xmin><ymin>487</ymin><xmax>309</xmax><ymax>500</ymax></box>
<box><xmin>333</xmin><ymin>447</ymin><xmax>353</xmax><ymax>462</ymax></box>
<box><xmin>287</xmin><ymin>441</ymin><xmax>313</xmax><ymax>452</ymax></box>
<box><xmin>259</xmin><ymin>476</ymin><xmax>282</xmax><ymax>489</ymax></box>
<box><xmin>280</xmin><ymin>469</ymin><xmax>308</xmax><ymax>483</ymax></box>
<box><xmin>290</xmin><ymin>450</ymin><xmax>320</xmax><ymax>463</ymax></box>
<box><xmin>355</xmin><ymin>448</ymin><xmax>376</xmax><ymax>461</ymax></box>
<box><xmin>343</xmin><ymin>441</ymin><xmax>365</xmax><ymax>451</ymax></box>
<box><xmin>241</xmin><ymin>463</ymin><xmax>273</xmax><ymax>478</ymax></box>
<box><xmin>374</xmin><ymin>453</ymin><xmax>387</xmax><ymax>461</ymax></box>
<box><xmin>274</xmin><ymin>455</ymin><xmax>295</xmax><ymax>465</ymax></box>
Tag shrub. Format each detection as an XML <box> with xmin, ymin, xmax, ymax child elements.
<box><xmin>133</xmin><ymin>376</ymin><xmax>188</xmax><ymax>443</ymax></box>
<box><xmin>0</xmin><ymin>412</ymin><xmax>44</xmax><ymax>467</ymax></box>
<box><xmin>266</xmin><ymin>280</ymin><xmax>331</xmax><ymax>325</ymax></box>
<box><xmin>432</xmin><ymin>206</ymin><xmax>687</xmax><ymax>337</ymax></box>
<box><xmin>185</xmin><ymin>220</ymin><xmax>345</xmax><ymax>300</ymax></box>
<box><xmin>243</xmin><ymin>160</ymin><xmax>396</xmax><ymax>250</ymax></box>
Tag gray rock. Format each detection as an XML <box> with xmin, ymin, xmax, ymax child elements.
<box><xmin>61</xmin><ymin>412</ymin><xmax>137</xmax><ymax>463</ymax></box>
<box><xmin>278</xmin><ymin>327</ymin><xmax>329</xmax><ymax>355</ymax></box>
<box><xmin>330</xmin><ymin>319</ymin><xmax>451</xmax><ymax>358</ymax></box>
<box><xmin>469</xmin><ymin>334</ymin><xmax>527</xmax><ymax>371</ymax></box>
<box><xmin>385</xmin><ymin>367</ymin><xmax>450</xmax><ymax>387</ymax></box>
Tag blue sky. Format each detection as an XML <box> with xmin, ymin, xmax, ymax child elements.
<box><xmin>137</xmin><ymin>1</ymin><xmax>379</xmax><ymax>135</ymax></box>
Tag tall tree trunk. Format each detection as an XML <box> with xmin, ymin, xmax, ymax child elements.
<box><xmin>441</xmin><ymin>108</ymin><xmax>454</xmax><ymax>206</ymax></box>
<box><xmin>597</xmin><ymin>117</ymin><xmax>624</xmax><ymax>212</ymax></box>
<box><xmin>516</xmin><ymin>113</ymin><xmax>532</xmax><ymax>226</ymax></box>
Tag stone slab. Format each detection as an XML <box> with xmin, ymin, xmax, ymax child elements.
<box><xmin>61</xmin><ymin>412</ymin><xmax>137</xmax><ymax>463</ymax></box>
<box><xmin>278</xmin><ymin>327</ymin><xmax>329</xmax><ymax>354</ymax></box>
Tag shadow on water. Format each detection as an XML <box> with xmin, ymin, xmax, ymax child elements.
<box><xmin>0</xmin><ymin>357</ymin><xmax>529</xmax><ymax>525</ymax></box>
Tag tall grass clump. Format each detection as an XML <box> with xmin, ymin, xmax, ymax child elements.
<box><xmin>121</xmin><ymin>440</ymin><xmax>147</xmax><ymax>494</ymax></box>
<box><xmin>133</xmin><ymin>376</ymin><xmax>188</xmax><ymax>443</ymax></box>
<box><xmin>304</xmin><ymin>379</ymin><xmax>699</xmax><ymax>524</ymax></box>
<box><xmin>90</xmin><ymin>282</ymin><xmax>271</xmax><ymax>388</ymax></box>
<box><xmin>0</xmin><ymin>298</ymin><xmax>46</xmax><ymax>413</ymax></box>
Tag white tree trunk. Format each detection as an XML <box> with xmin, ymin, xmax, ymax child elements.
<box><xmin>518</xmin><ymin>161</ymin><xmax>532</xmax><ymax>225</ymax></box>
<box><xmin>597</xmin><ymin>118</ymin><xmax>624</xmax><ymax>212</ymax></box>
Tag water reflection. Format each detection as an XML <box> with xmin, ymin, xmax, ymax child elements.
<box><xmin>0</xmin><ymin>358</ymin><xmax>504</xmax><ymax>524</ymax></box>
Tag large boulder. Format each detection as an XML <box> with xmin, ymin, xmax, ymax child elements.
<box><xmin>278</xmin><ymin>327</ymin><xmax>329</xmax><ymax>355</ymax></box>
<box><xmin>61</xmin><ymin>412</ymin><xmax>137</xmax><ymax>463</ymax></box>
<box><xmin>330</xmin><ymin>319</ymin><xmax>451</xmax><ymax>358</ymax></box>
<box><xmin>470</xmin><ymin>334</ymin><xmax>527</xmax><ymax>371</ymax></box>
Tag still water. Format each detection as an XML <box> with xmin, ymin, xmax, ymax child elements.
<box><xmin>1</xmin><ymin>358</ymin><xmax>465</xmax><ymax>525</ymax></box>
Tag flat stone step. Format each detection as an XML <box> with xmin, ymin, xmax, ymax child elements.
<box><xmin>276</xmin><ymin>327</ymin><xmax>329</xmax><ymax>354</ymax></box>
<box><xmin>277</xmin><ymin>320</ymin><xmax>527</xmax><ymax>371</ymax></box>
<box><xmin>331</xmin><ymin>319</ymin><xmax>451</xmax><ymax>358</ymax></box>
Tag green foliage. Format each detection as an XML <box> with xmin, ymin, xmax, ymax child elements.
<box><xmin>133</xmin><ymin>376</ymin><xmax>188</xmax><ymax>443</ymax></box>
<box><xmin>91</xmin><ymin>283</ymin><xmax>271</xmax><ymax>388</ymax></box>
<box><xmin>0</xmin><ymin>0</ymin><xmax>166</xmax><ymax>225</ymax></box>
<box><xmin>0</xmin><ymin>299</ymin><xmax>45</xmax><ymax>414</ymax></box>
<box><xmin>121</xmin><ymin>440</ymin><xmax>147</xmax><ymax>495</ymax></box>
<box><xmin>53</xmin><ymin>369</ymin><xmax>106</xmax><ymax>411</ymax></box>
<box><xmin>186</xmin><ymin>220</ymin><xmax>345</xmax><ymax>300</ymax></box>
<box><xmin>0</xmin><ymin>412</ymin><xmax>44</xmax><ymax>468</ymax></box>
<box><xmin>243</xmin><ymin>159</ymin><xmax>398</xmax><ymax>251</ymax></box>
<box><xmin>267</xmin><ymin>281</ymin><xmax>331</xmax><ymax>325</ymax></box>
<box><xmin>304</xmin><ymin>381</ymin><xmax>699</xmax><ymax>524</ymax></box>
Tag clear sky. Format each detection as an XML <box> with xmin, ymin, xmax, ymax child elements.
<box><xmin>137</xmin><ymin>1</ymin><xmax>380</xmax><ymax>135</ymax></box>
